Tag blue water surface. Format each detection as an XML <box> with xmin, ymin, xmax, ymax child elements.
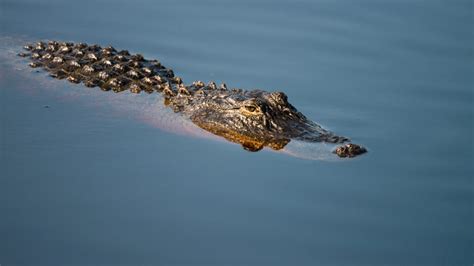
<box><xmin>0</xmin><ymin>0</ymin><xmax>472</xmax><ymax>265</ymax></box>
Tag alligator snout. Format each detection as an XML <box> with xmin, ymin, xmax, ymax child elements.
<box><xmin>333</xmin><ymin>143</ymin><xmax>367</xmax><ymax>158</ymax></box>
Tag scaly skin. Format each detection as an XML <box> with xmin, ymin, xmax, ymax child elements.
<box><xmin>19</xmin><ymin>41</ymin><xmax>366</xmax><ymax>158</ymax></box>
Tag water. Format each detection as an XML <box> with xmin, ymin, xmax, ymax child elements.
<box><xmin>1</xmin><ymin>0</ymin><xmax>472</xmax><ymax>265</ymax></box>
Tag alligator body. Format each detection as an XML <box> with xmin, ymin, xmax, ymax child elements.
<box><xmin>19</xmin><ymin>41</ymin><xmax>366</xmax><ymax>158</ymax></box>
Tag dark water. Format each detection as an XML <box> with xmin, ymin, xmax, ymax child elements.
<box><xmin>1</xmin><ymin>0</ymin><xmax>472</xmax><ymax>265</ymax></box>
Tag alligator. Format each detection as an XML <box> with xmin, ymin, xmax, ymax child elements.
<box><xmin>18</xmin><ymin>41</ymin><xmax>366</xmax><ymax>158</ymax></box>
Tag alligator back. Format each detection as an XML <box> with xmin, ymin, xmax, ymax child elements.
<box><xmin>19</xmin><ymin>41</ymin><xmax>181</xmax><ymax>95</ymax></box>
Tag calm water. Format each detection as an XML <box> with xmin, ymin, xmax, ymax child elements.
<box><xmin>1</xmin><ymin>0</ymin><xmax>472</xmax><ymax>265</ymax></box>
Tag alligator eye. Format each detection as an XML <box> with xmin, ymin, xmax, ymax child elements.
<box><xmin>240</xmin><ymin>104</ymin><xmax>262</xmax><ymax>115</ymax></box>
<box><xmin>244</xmin><ymin>105</ymin><xmax>257</xmax><ymax>112</ymax></box>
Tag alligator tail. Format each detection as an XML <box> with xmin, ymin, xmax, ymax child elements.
<box><xmin>18</xmin><ymin>40</ymin><xmax>183</xmax><ymax>96</ymax></box>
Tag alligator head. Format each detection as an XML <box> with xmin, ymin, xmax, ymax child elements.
<box><xmin>169</xmin><ymin>85</ymin><xmax>352</xmax><ymax>152</ymax></box>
